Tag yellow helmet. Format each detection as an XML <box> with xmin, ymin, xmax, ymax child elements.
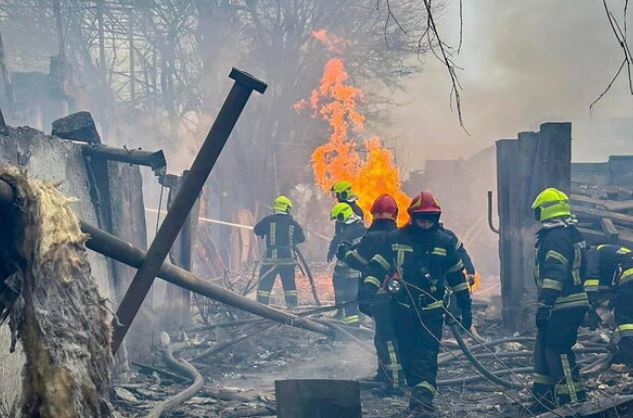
<box><xmin>531</xmin><ymin>187</ymin><xmax>571</xmax><ymax>222</ymax></box>
<box><xmin>330</xmin><ymin>202</ymin><xmax>356</xmax><ymax>223</ymax></box>
<box><xmin>273</xmin><ymin>195</ymin><xmax>293</xmax><ymax>213</ymax></box>
<box><xmin>331</xmin><ymin>180</ymin><xmax>356</xmax><ymax>201</ymax></box>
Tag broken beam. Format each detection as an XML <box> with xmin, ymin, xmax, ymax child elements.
<box><xmin>112</xmin><ymin>68</ymin><xmax>267</xmax><ymax>353</ymax></box>
<box><xmin>81</xmin><ymin>222</ymin><xmax>332</xmax><ymax>337</ymax></box>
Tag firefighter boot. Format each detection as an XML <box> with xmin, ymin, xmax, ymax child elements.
<box><xmin>407</xmin><ymin>401</ymin><xmax>435</xmax><ymax>418</ymax></box>
<box><xmin>408</xmin><ymin>386</ymin><xmax>436</xmax><ymax>418</ymax></box>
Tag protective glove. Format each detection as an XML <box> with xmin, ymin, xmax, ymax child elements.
<box><xmin>326</xmin><ymin>249</ymin><xmax>335</xmax><ymax>263</ymax></box>
<box><xmin>535</xmin><ymin>305</ymin><xmax>552</xmax><ymax>331</ymax></box>
<box><xmin>336</xmin><ymin>242</ymin><xmax>352</xmax><ymax>261</ymax></box>
<box><xmin>466</xmin><ymin>273</ymin><xmax>476</xmax><ymax>287</ymax></box>
<box><xmin>460</xmin><ymin>307</ymin><xmax>473</xmax><ymax>330</ymax></box>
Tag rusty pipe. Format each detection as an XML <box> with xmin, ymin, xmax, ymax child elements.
<box><xmin>487</xmin><ymin>191</ymin><xmax>499</xmax><ymax>234</ymax></box>
<box><xmin>112</xmin><ymin>68</ymin><xmax>267</xmax><ymax>352</ymax></box>
<box><xmin>0</xmin><ymin>177</ymin><xmax>331</xmax><ymax>337</ymax></box>
<box><xmin>81</xmin><ymin>222</ymin><xmax>333</xmax><ymax>337</ymax></box>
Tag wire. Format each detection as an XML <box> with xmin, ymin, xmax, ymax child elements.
<box><xmin>401</xmin><ymin>281</ymin><xmax>567</xmax><ymax>417</ymax></box>
<box><xmin>155</xmin><ymin>184</ymin><xmax>165</xmax><ymax>235</ymax></box>
<box><xmin>398</xmin><ymin>283</ymin><xmax>541</xmax><ymax>417</ymax></box>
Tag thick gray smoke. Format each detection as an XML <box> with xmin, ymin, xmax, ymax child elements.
<box><xmin>394</xmin><ymin>0</ymin><xmax>633</xmax><ymax>167</ymax></box>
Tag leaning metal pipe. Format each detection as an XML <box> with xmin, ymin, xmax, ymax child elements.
<box><xmin>0</xmin><ymin>183</ymin><xmax>333</xmax><ymax>337</ymax></box>
<box><xmin>112</xmin><ymin>69</ymin><xmax>267</xmax><ymax>353</ymax></box>
<box><xmin>449</xmin><ymin>323</ymin><xmax>518</xmax><ymax>389</ymax></box>
<box><xmin>81</xmin><ymin>222</ymin><xmax>333</xmax><ymax>337</ymax></box>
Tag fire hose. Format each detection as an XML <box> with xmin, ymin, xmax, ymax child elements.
<box><xmin>295</xmin><ymin>246</ymin><xmax>321</xmax><ymax>306</ymax></box>
<box><xmin>146</xmin><ymin>333</ymin><xmax>205</xmax><ymax>418</ymax></box>
<box><xmin>449</xmin><ymin>323</ymin><xmax>519</xmax><ymax>389</ymax></box>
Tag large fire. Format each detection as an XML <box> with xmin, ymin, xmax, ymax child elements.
<box><xmin>297</xmin><ymin>30</ymin><xmax>410</xmax><ymax>225</ymax></box>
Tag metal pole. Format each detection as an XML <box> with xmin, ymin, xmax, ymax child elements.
<box><xmin>0</xmin><ymin>182</ymin><xmax>332</xmax><ymax>336</ymax></box>
<box><xmin>82</xmin><ymin>145</ymin><xmax>166</xmax><ymax>174</ymax></box>
<box><xmin>487</xmin><ymin>191</ymin><xmax>499</xmax><ymax>234</ymax></box>
<box><xmin>81</xmin><ymin>222</ymin><xmax>332</xmax><ymax>336</ymax></box>
<box><xmin>112</xmin><ymin>68</ymin><xmax>267</xmax><ymax>352</ymax></box>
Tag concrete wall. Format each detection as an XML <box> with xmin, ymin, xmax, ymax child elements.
<box><xmin>0</xmin><ymin>125</ymin><xmax>154</xmax><ymax>406</ymax></box>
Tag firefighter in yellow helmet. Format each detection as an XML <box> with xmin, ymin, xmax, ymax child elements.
<box><xmin>529</xmin><ymin>187</ymin><xmax>588</xmax><ymax>413</ymax></box>
<box><xmin>331</xmin><ymin>180</ymin><xmax>364</xmax><ymax>218</ymax></box>
<box><xmin>253</xmin><ymin>195</ymin><xmax>305</xmax><ymax>307</ymax></box>
<box><xmin>583</xmin><ymin>243</ymin><xmax>633</xmax><ymax>368</ymax></box>
<box><xmin>329</xmin><ymin>202</ymin><xmax>366</xmax><ymax>325</ymax></box>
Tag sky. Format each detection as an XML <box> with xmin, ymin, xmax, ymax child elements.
<box><xmin>393</xmin><ymin>0</ymin><xmax>633</xmax><ymax>168</ymax></box>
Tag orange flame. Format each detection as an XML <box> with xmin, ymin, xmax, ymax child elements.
<box><xmin>297</xmin><ymin>31</ymin><xmax>410</xmax><ymax>224</ymax></box>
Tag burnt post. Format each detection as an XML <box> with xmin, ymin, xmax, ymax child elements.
<box><xmin>112</xmin><ymin>69</ymin><xmax>267</xmax><ymax>352</ymax></box>
<box><xmin>496</xmin><ymin>123</ymin><xmax>572</xmax><ymax>332</ymax></box>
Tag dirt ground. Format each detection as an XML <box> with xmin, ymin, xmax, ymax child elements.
<box><xmin>111</xmin><ymin>292</ymin><xmax>633</xmax><ymax>418</ymax></box>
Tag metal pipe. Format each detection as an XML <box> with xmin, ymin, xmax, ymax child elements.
<box><xmin>487</xmin><ymin>191</ymin><xmax>499</xmax><ymax>234</ymax></box>
<box><xmin>81</xmin><ymin>222</ymin><xmax>333</xmax><ymax>337</ymax></box>
<box><xmin>82</xmin><ymin>145</ymin><xmax>167</xmax><ymax>174</ymax></box>
<box><xmin>112</xmin><ymin>68</ymin><xmax>267</xmax><ymax>352</ymax></box>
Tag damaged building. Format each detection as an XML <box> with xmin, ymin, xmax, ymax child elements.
<box><xmin>0</xmin><ymin>2</ymin><xmax>632</xmax><ymax>418</ymax></box>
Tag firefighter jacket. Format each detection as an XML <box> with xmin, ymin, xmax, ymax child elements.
<box><xmin>332</xmin><ymin>200</ymin><xmax>365</xmax><ymax>241</ymax></box>
<box><xmin>439</xmin><ymin>225</ymin><xmax>476</xmax><ymax>275</ymax></box>
<box><xmin>340</xmin><ymin>218</ymin><xmax>397</xmax><ymax>273</ymax></box>
<box><xmin>330</xmin><ymin>220</ymin><xmax>367</xmax><ymax>278</ymax></box>
<box><xmin>584</xmin><ymin>244</ymin><xmax>633</xmax><ymax>298</ymax></box>
<box><xmin>534</xmin><ymin>222</ymin><xmax>589</xmax><ymax>311</ymax></box>
<box><xmin>361</xmin><ymin>224</ymin><xmax>471</xmax><ymax>314</ymax></box>
<box><xmin>254</xmin><ymin>213</ymin><xmax>305</xmax><ymax>265</ymax></box>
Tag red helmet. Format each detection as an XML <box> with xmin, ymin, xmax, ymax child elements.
<box><xmin>371</xmin><ymin>194</ymin><xmax>398</xmax><ymax>219</ymax></box>
<box><xmin>408</xmin><ymin>191</ymin><xmax>441</xmax><ymax>216</ymax></box>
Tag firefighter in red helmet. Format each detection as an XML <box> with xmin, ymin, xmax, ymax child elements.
<box><xmin>360</xmin><ymin>191</ymin><xmax>472</xmax><ymax>418</ymax></box>
<box><xmin>336</xmin><ymin>194</ymin><xmax>403</xmax><ymax>394</ymax></box>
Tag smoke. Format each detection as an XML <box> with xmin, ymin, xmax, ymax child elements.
<box><xmin>394</xmin><ymin>0</ymin><xmax>633</xmax><ymax>167</ymax></box>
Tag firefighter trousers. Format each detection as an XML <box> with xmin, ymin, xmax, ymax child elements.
<box><xmin>393</xmin><ymin>303</ymin><xmax>443</xmax><ymax>408</ymax></box>
<box><xmin>614</xmin><ymin>282</ymin><xmax>633</xmax><ymax>367</ymax></box>
<box><xmin>332</xmin><ymin>273</ymin><xmax>359</xmax><ymax>325</ymax></box>
<box><xmin>533</xmin><ymin>307</ymin><xmax>587</xmax><ymax>407</ymax></box>
<box><xmin>256</xmin><ymin>263</ymin><xmax>297</xmax><ymax>306</ymax></box>
<box><xmin>373</xmin><ymin>291</ymin><xmax>405</xmax><ymax>388</ymax></box>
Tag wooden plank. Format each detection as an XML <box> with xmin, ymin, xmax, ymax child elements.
<box><xmin>575</xmin><ymin>205</ymin><xmax>633</xmax><ymax>229</ymax></box>
<box><xmin>496</xmin><ymin>139</ymin><xmax>519</xmax><ymax>329</ymax></box>
<box><xmin>571</xmin><ymin>193</ymin><xmax>633</xmax><ymax>212</ymax></box>
<box><xmin>578</xmin><ymin>226</ymin><xmax>633</xmax><ymax>248</ymax></box>
<box><xmin>600</xmin><ymin>217</ymin><xmax>619</xmax><ymax>244</ymax></box>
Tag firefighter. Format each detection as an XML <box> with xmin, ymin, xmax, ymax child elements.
<box><xmin>329</xmin><ymin>202</ymin><xmax>366</xmax><ymax>326</ymax></box>
<box><xmin>330</xmin><ymin>180</ymin><xmax>364</xmax><ymax>220</ymax></box>
<box><xmin>360</xmin><ymin>191</ymin><xmax>472</xmax><ymax>418</ymax></box>
<box><xmin>529</xmin><ymin>187</ymin><xmax>588</xmax><ymax>413</ymax></box>
<box><xmin>253</xmin><ymin>195</ymin><xmax>305</xmax><ymax>307</ymax></box>
<box><xmin>336</xmin><ymin>194</ymin><xmax>403</xmax><ymax>393</ymax></box>
<box><xmin>583</xmin><ymin>244</ymin><xmax>633</xmax><ymax>367</ymax></box>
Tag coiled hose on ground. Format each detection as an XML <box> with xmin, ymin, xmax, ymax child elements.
<box><xmin>146</xmin><ymin>333</ymin><xmax>205</xmax><ymax>418</ymax></box>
